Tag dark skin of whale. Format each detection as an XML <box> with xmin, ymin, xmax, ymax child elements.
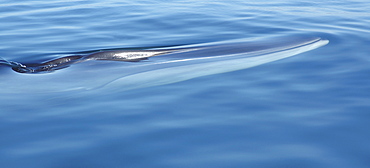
<box><xmin>0</xmin><ymin>36</ymin><xmax>327</xmax><ymax>75</ymax></box>
<box><xmin>8</xmin><ymin>49</ymin><xmax>187</xmax><ymax>73</ymax></box>
<box><xmin>0</xmin><ymin>36</ymin><xmax>329</xmax><ymax>93</ymax></box>
<box><xmin>3</xmin><ymin>39</ymin><xmax>286</xmax><ymax>74</ymax></box>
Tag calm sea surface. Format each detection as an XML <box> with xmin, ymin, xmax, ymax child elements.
<box><xmin>1</xmin><ymin>0</ymin><xmax>369</xmax><ymax>167</ymax></box>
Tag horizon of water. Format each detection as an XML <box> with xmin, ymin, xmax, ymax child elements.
<box><xmin>1</xmin><ymin>0</ymin><xmax>370</xmax><ymax>168</ymax></box>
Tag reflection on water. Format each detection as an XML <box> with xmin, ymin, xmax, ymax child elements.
<box><xmin>0</xmin><ymin>0</ymin><xmax>369</xmax><ymax>167</ymax></box>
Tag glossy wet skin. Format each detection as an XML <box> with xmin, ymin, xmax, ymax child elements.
<box><xmin>6</xmin><ymin>49</ymin><xmax>188</xmax><ymax>73</ymax></box>
<box><xmin>0</xmin><ymin>36</ymin><xmax>328</xmax><ymax>93</ymax></box>
<box><xmin>2</xmin><ymin>36</ymin><xmax>324</xmax><ymax>74</ymax></box>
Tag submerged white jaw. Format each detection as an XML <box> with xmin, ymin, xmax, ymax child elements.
<box><xmin>154</xmin><ymin>37</ymin><xmax>328</xmax><ymax>65</ymax></box>
<box><xmin>0</xmin><ymin>36</ymin><xmax>329</xmax><ymax>93</ymax></box>
<box><xmin>103</xmin><ymin>37</ymin><xmax>329</xmax><ymax>91</ymax></box>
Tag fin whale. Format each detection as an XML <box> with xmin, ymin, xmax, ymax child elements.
<box><xmin>0</xmin><ymin>35</ymin><xmax>328</xmax><ymax>93</ymax></box>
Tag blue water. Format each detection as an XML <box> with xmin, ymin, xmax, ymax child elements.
<box><xmin>1</xmin><ymin>0</ymin><xmax>370</xmax><ymax>167</ymax></box>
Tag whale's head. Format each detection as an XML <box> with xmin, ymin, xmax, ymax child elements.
<box><xmin>0</xmin><ymin>35</ymin><xmax>328</xmax><ymax>93</ymax></box>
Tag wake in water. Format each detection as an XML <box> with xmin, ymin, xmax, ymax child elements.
<box><xmin>0</xmin><ymin>57</ymin><xmax>29</xmax><ymax>72</ymax></box>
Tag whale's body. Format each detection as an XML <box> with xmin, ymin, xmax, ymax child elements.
<box><xmin>0</xmin><ymin>36</ymin><xmax>328</xmax><ymax>93</ymax></box>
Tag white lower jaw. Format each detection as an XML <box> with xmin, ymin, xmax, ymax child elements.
<box><xmin>103</xmin><ymin>38</ymin><xmax>329</xmax><ymax>92</ymax></box>
<box><xmin>0</xmin><ymin>36</ymin><xmax>328</xmax><ymax>93</ymax></box>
